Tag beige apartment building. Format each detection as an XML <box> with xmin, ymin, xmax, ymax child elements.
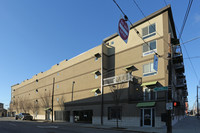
<box><xmin>10</xmin><ymin>5</ymin><xmax>187</xmax><ymax>128</ymax></box>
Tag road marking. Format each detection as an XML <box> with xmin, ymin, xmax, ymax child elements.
<box><xmin>37</xmin><ymin>126</ymin><xmax>58</xmax><ymax>129</ymax></box>
<box><xmin>9</xmin><ymin>123</ymin><xmax>17</xmax><ymax>127</ymax></box>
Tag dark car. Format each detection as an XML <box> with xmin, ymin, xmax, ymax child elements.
<box><xmin>16</xmin><ymin>113</ymin><xmax>33</xmax><ymax>120</ymax></box>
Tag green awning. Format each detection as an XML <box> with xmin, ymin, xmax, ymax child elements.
<box><xmin>141</xmin><ymin>81</ymin><xmax>157</xmax><ymax>86</ymax></box>
<box><xmin>136</xmin><ymin>102</ymin><xmax>156</xmax><ymax>108</ymax></box>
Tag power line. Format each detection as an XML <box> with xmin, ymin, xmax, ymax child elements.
<box><xmin>184</xmin><ymin>56</ymin><xmax>200</xmax><ymax>60</ymax></box>
<box><xmin>179</xmin><ymin>0</ymin><xmax>193</xmax><ymax>39</ymax></box>
<box><xmin>113</xmin><ymin>0</ymin><xmax>160</xmax><ymax>57</ymax></box>
<box><xmin>182</xmin><ymin>44</ymin><xmax>199</xmax><ymax>80</ymax></box>
<box><xmin>163</xmin><ymin>0</ymin><xmax>167</xmax><ymax>6</ymax></box>
<box><xmin>165</xmin><ymin>0</ymin><xmax>198</xmax><ymax>81</ymax></box>
<box><xmin>164</xmin><ymin>0</ymin><xmax>198</xmax><ymax>81</ymax></box>
<box><xmin>180</xmin><ymin>36</ymin><xmax>200</xmax><ymax>45</ymax></box>
<box><xmin>178</xmin><ymin>0</ymin><xmax>199</xmax><ymax>81</ymax></box>
<box><xmin>132</xmin><ymin>0</ymin><xmax>170</xmax><ymax>48</ymax></box>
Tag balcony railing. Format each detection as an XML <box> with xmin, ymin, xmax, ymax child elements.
<box><xmin>175</xmin><ymin>78</ymin><xmax>186</xmax><ymax>89</ymax></box>
<box><xmin>103</xmin><ymin>73</ymin><xmax>133</xmax><ymax>86</ymax></box>
<box><xmin>174</xmin><ymin>63</ymin><xmax>184</xmax><ymax>73</ymax></box>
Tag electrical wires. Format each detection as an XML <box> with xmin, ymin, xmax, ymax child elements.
<box><xmin>112</xmin><ymin>0</ymin><xmax>160</xmax><ymax>57</ymax></box>
<box><xmin>178</xmin><ymin>0</ymin><xmax>199</xmax><ymax>81</ymax></box>
<box><xmin>179</xmin><ymin>0</ymin><xmax>194</xmax><ymax>39</ymax></box>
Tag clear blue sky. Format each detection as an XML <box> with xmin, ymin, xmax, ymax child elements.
<box><xmin>0</xmin><ymin>0</ymin><xmax>200</xmax><ymax>110</ymax></box>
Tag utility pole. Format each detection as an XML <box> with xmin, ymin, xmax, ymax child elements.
<box><xmin>167</xmin><ymin>35</ymin><xmax>173</xmax><ymax>133</ymax></box>
<box><xmin>52</xmin><ymin>77</ymin><xmax>55</xmax><ymax>123</ymax></box>
<box><xmin>101</xmin><ymin>41</ymin><xmax>105</xmax><ymax>125</ymax></box>
<box><xmin>197</xmin><ymin>86</ymin><xmax>199</xmax><ymax>118</ymax></box>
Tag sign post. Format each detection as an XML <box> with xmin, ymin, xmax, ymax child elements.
<box><xmin>118</xmin><ymin>18</ymin><xmax>129</xmax><ymax>43</ymax></box>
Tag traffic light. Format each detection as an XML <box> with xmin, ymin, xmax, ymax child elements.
<box><xmin>173</xmin><ymin>101</ymin><xmax>180</xmax><ymax>107</ymax></box>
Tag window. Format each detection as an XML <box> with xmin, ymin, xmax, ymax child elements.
<box><xmin>94</xmin><ymin>71</ymin><xmax>101</xmax><ymax>79</ymax></box>
<box><xmin>108</xmin><ymin>106</ymin><xmax>122</xmax><ymax>120</ymax></box>
<box><xmin>95</xmin><ymin>57</ymin><xmax>99</xmax><ymax>61</ymax></box>
<box><xmin>95</xmin><ymin>74</ymin><xmax>98</xmax><ymax>79</ymax></box>
<box><xmin>94</xmin><ymin>53</ymin><xmax>101</xmax><ymax>61</ymax></box>
<box><xmin>142</xmin><ymin>23</ymin><xmax>156</xmax><ymax>39</ymax></box>
<box><xmin>57</xmin><ymin>85</ymin><xmax>59</xmax><ymax>88</ymax></box>
<box><xmin>36</xmin><ymin>89</ymin><xmax>38</xmax><ymax>93</ymax></box>
<box><xmin>143</xmin><ymin>87</ymin><xmax>157</xmax><ymax>101</ymax></box>
<box><xmin>143</xmin><ymin>40</ymin><xmax>157</xmax><ymax>56</ymax></box>
<box><xmin>143</xmin><ymin>63</ymin><xmax>157</xmax><ymax>77</ymax></box>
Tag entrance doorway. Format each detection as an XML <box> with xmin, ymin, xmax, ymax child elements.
<box><xmin>141</xmin><ymin>108</ymin><xmax>155</xmax><ymax>127</ymax></box>
<box><xmin>73</xmin><ymin>110</ymin><xmax>93</xmax><ymax>123</ymax></box>
<box><xmin>45</xmin><ymin>110</ymin><xmax>51</xmax><ymax>120</ymax></box>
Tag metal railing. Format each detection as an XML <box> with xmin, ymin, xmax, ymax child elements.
<box><xmin>103</xmin><ymin>73</ymin><xmax>133</xmax><ymax>86</ymax></box>
<box><xmin>176</xmin><ymin>78</ymin><xmax>186</xmax><ymax>88</ymax></box>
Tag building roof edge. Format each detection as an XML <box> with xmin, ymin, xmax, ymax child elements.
<box><xmin>103</xmin><ymin>5</ymin><xmax>173</xmax><ymax>42</ymax></box>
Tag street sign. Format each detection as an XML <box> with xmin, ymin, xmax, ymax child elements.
<box><xmin>166</xmin><ymin>102</ymin><xmax>173</xmax><ymax>110</ymax></box>
<box><xmin>154</xmin><ymin>86</ymin><xmax>168</xmax><ymax>91</ymax></box>
<box><xmin>153</xmin><ymin>54</ymin><xmax>158</xmax><ymax>71</ymax></box>
<box><xmin>118</xmin><ymin>18</ymin><xmax>129</xmax><ymax>43</ymax></box>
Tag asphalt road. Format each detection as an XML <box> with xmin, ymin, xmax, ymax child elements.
<box><xmin>0</xmin><ymin>118</ymin><xmax>138</xmax><ymax>133</ymax></box>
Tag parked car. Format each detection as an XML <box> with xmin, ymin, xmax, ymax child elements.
<box><xmin>15</xmin><ymin>113</ymin><xmax>33</xmax><ymax>120</ymax></box>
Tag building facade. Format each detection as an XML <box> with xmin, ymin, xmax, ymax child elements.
<box><xmin>0</xmin><ymin>103</ymin><xmax>7</xmax><ymax>117</ymax></box>
<box><xmin>10</xmin><ymin>5</ymin><xmax>187</xmax><ymax>128</ymax></box>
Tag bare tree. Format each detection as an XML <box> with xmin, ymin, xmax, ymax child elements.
<box><xmin>40</xmin><ymin>91</ymin><xmax>51</xmax><ymax>109</ymax></box>
<box><xmin>57</xmin><ymin>96</ymin><xmax>65</xmax><ymax>110</ymax></box>
<box><xmin>13</xmin><ymin>99</ymin><xmax>19</xmax><ymax>114</ymax></box>
<box><xmin>8</xmin><ymin>101</ymin><xmax>15</xmax><ymax>117</ymax></box>
<box><xmin>24</xmin><ymin>99</ymin><xmax>32</xmax><ymax>113</ymax></box>
<box><xmin>30</xmin><ymin>100</ymin><xmax>40</xmax><ymax>120</ymax></box>
<box><xmin>109</xmin><ymin>82</ymin><xmax>125</xmax><ymax>128</ymax></box>
<box><xmin>18</xmin><ymin>97</ymin><xmax>27</xmax><ymax>113</ymax></box>
<box><xmin>40</xmin><ymin>91</ymin><xmax>52</xmax><ymax>120</ymax></box>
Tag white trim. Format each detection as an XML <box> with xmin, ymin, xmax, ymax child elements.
<box><xmin>142</xmin><ymin>23</ymin><xmax>156</xmax><ymax>38</ymax></box>
<box><xmin>142</xmin><ymin>40</ymin><xmax>157</xmax><ymax>57</ymax></box>
<box><xmin>142</xmin><ymin>108</ymin><xmax>153</xmax><ymax>127</ymax></box>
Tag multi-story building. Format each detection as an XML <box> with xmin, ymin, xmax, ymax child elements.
<box><xmin>0</xmin><ymin>103</ymin><xmax>7</xmax><ymax>117</ymax></box>
<box><xmin>11</xmin><ymin>5</ymin><xmax>187</xmax><ymax>128</ymax></box>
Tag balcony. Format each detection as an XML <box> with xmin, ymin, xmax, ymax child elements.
<box><xmin>183</xmin><ymin>90</ymin><xmax>188</xmax><ymax>96</ymax></box>
<box><xmin>174</xmin><ymin>63</ymin><xmax>185</xmax><ymax>73</ymax></box>
<box><xmin>173</xmin><ymin>45</ymin><xmax>183</xmax><ymax>64</ymax></box>
<box><xmin>103</xmin><ymin>73</ymin><xmax>133</xmax><ymax>86</ymax></box>
<box><xmin>184</xmin><ymin>97</ymin><xmax>188</xmax><ymax>102</ymax></box>
<box><xmin>176</xmin><ymin>73</ymin><xmax>185</xmax><ymax>79</ymax></box>
<box><xmin>175</xmin><ymin>78</ymin><xmax>187</xmax><ymax>89</ymax></box>
<box><xmin>171</xmin><ymin>38</ymin><xmax>180</xmax><ymax>45</ymax></box>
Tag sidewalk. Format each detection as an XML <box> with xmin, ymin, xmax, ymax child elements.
<box><xmin>1</xmin><ymin>116</ymin><xmax>199</xmax><ymax>133</ymax></box>
<box><xmin>41</xmin><ymin>121</ymin><xmax>166</xmax><ymax>133</ymax></box>
<box><xmin>48</xmin><ymin>116</ymin><xmax>200</xmax><ymax>133</ymax></box>
<box><xmin>172</xmin><ymin>116</ymin><xmax>200</xmax><ymax>133</ymax></box>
